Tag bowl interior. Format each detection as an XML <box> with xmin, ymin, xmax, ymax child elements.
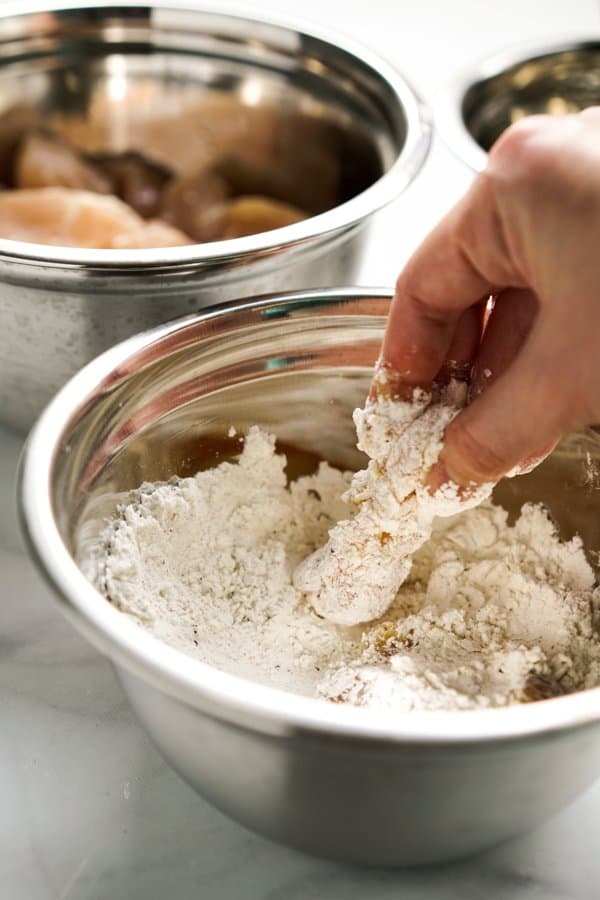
<box><xmin>462</xmin><ymin>43</ymin><xmax>600</xmax><ymax>153</ymax></box>
<box><xmin>19</xmin><ymin>290</ymin><xmax>600</xmax><ymax>740</ymax></box>
<box><xmin>0</xmin><ymin>4</ymin><xmax>405</xmax><ymax>217</ymax></box>
<box><xmin>47</xmin><ymin>292</ymin><xmax>600</xmax><ymax>586</ymax></box>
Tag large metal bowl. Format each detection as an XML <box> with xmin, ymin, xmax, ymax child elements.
<box><xmin>437</xmin><ymin>38</ymin><xmax>600</xmax><ymax>171</ymax></box>
<box><xmin>19</xmin><ymin>289</ymin><xmax>600</xmax><ymax>866</ymax></box>
<box><xmin>0</xmin><ymin>2</ymin><xmax>430</xmax><ymax>432</ymax></box>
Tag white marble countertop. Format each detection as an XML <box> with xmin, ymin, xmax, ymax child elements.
<box><xmin>3</xmin><ymin>1</ymin><xmax>600</xmax><ymax>897</ymax></box>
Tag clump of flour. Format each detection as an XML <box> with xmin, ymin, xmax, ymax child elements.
<box><xmin>82</xmin><ymin>426</ymin><xmax>600</xmax><ymax>712</ymax></box>
<box><xmin>293</xmin><ymin>373</ymin><xmax>492</xmax><ymax>625</ymax></box>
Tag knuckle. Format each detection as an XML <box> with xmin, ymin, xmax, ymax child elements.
<box><xmin>443</xmin><ymin>415</ymin><xmax>511</xmax><ymax>484</ymax></box>
<box><xmin>578</xmin><ymin>106</ymin><xmax>600</xmax><ymax>125</ymax></box>
<box><xmin>489</xmin><ymin>115</ymin><xmax>550</xmax><ymax>162</ymax></box>
<box><xmin>408</xmin><ymin>292</ymin><xmax>456</xmax><ymax>328</ymax></box>
<box><xmin>396</xmin><ymin>269</ymin><xmax>457</xmax><ymax>328</ymax></box>
<box><xmin>487</xmin><ymin>116</ymin><xmax>559</xmax><ymax>188</ymax></box>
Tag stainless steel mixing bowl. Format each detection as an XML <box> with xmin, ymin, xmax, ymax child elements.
<box><xmin>0</xmin><ymin>2</ymin><xmax>430</xmax><ymax>432</ymax></box>
<box><xmin>437</xmin><ymin>38</ymin><xmax>600</xmax><ymax>171</ymax></box>
<box><xmin>19</xmin><ymin>289</ymin><xmax>600</xmax><ymax>866</ymax></box>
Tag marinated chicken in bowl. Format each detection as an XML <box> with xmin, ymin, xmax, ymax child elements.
<box><xmin>0</xmin><ymin>100</ymin><xmax>320</xmax><ymax>248</ymax></box>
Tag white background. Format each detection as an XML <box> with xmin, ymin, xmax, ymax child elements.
<box><xmin>2</xmin><ymin>1</ymin><xmax>600</xmax><ymax>898</ymax></box>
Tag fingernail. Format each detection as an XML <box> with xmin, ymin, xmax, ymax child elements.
<box><xmin>370</xmin><ymin>361</ymin><xmax>433</xmax><ymax>403</ymax></box>
<box><xmin>425</xmin><ymin>460</ymin><xmax>451</xmax><ymax>494</ymax></box>
<box><xmin>370</xmin><ymin>363</ymin><xmax>411</xmax><ymax>401</ymax></box>
<box><xmin>508</xmin><ymin>443</ymin><xmax>555</xmax><ymax>477</ymax></box>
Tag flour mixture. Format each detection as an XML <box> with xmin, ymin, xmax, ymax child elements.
<box><xmin>294</xmin><ymin>372</ymin><xmax>492</xmax><ymax>625</ymax></box>
<box><xmin>83</xmin><ymin>427</ymin><xmax>600</xmax><ymax>712</ymax></box>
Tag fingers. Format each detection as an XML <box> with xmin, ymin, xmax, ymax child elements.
<box><xmin>379</xmin><ymin>110</ymin><xmax>600</xmax><ymax>490</ymax></box>
<box><xmin>468</xmin><ymin>288</ymin><xmax>555</xmax><ymax>474</ymax></box>
<box><xmin>470</xmin><ymin>287</ymin><xmax>538</xmax><ymax>398</ymax></box>
<box><xmin>380</xmin><ymin>169</ymin><xmax>525</xmax><ymax>386</ymax></box>
<box><xmin>428</xmin><ymin>324</ymin><xmax>573</xmax><ymax>487</ymax></box>
<box><xmin>436</xmin><ymin>300</ymin><xmax>487</xmax><ymax>386</ymax></box>
<box><xmin>371</xmin><ymin>301</ymin><xmax>486</xmax><ymax>402</ymax></box>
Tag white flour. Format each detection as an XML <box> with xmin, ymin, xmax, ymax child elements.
<box><xmin>294</xmin><ymin>373</ymin><xmax>492</xmax><ymax>625</ymax></box>
<box><xmin>82</xmin><ymin>427</ymin><xmax>600</xmax><ymax>712</ymax></box>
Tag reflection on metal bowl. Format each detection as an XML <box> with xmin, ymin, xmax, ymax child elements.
<box><xmin>0</xmin><ymin>3</ymin><xmax>430</xmax><ymax>431</ymax></box>
<box><xmin>438</xmin><ymin>39</ymin><xmax>600</xmax><ymax>171</ymax></box>
<box><xmin>20</xmin><ymin>289</ymin><xmax>600</xmax><ymax>866</ymax></box>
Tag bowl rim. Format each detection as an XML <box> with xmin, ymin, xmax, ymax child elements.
<box><xmin>435</xmin><ymin>34</ymin><xmax>600</xmax><ymax>173</ymax></box>
<box><xmin>19</xmin><ymin>288</ymin><xmax>600</xmax><ymax>745</ymax></box>
<box><xmin>0</xmin><ymin>0</ymin><xmax>431</xmax><ymax>269</ymax></box>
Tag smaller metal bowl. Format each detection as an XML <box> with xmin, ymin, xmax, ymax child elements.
<box><xmin>438</xmin><ymin>38</ymin><xmax>600</xmax><ymax>171</ymax></box>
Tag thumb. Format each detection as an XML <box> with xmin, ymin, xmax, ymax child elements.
<box><xmin>428</xmin><ymin>330</ymin><xmax>572</xmax><ymax>488</ymax></box>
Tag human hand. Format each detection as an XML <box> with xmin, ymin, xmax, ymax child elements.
<box><xmin>380</xmin><ymin>107</ymin><xmax>600</xmax><ymax>488</ymax></box>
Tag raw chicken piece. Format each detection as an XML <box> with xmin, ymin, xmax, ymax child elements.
<box><xmin>220</xmin><ymin>195</ymin><xmax>306</xmax><ymax>238</ymax></box>
<box><xmin>214</xmin><ymin>114</ymin><xmax>341</xmax><ymax>216</ymax></box>
<box><xmin>0</xmin><ymin>187</ymin><xmax>191</xmax><ymax>249</ymax></box>
<box><xmin>89</xmin><ymin>151</ymin><xmax>172</xmax><ymax>218</ymax></box>
<box><xmin>51</xmin><ymin>94</ymin><xmax>281</xmax><ymax>176</ymax></box>
<box><xmin>14</xmin><ymin>130</ymin><xmax>113</xmax><ymax>194</ymax></box>
<box><xmin>162</xmin><ymin>176</ymin><xmax>306</xmax><ymax>241</ymax></box>
<box><xmin>161</xmin><ymin>171</ymin><xmax>231</xmax><ymax>242</ymax></box>
<box><xmin>214</xmin><ymin>112</ymin><xmax>347</xmax><ymax>215</ymax></box>
<box><xmin>293</xmin><ymin>371</ymin><xmax>493</xmax><ymax>626</ymax></box>
<box><xmin>110</xmin><ymin>218</ymin><xmax>192</xmax><ymax>249</ymax></box>
<box><xmin>0</xmin><ymin>104</ymin><xmax>41</xmax><ymax>183</ymax></box>
<box><xmin>15</xmin><ymin>132</ymin><xmax>173</xmax><ymax>218</ymax></box>
<box><xmin>51</xmin><ymin>94</ymin><xmax>342</xmax><ymax>210</ymax></box>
